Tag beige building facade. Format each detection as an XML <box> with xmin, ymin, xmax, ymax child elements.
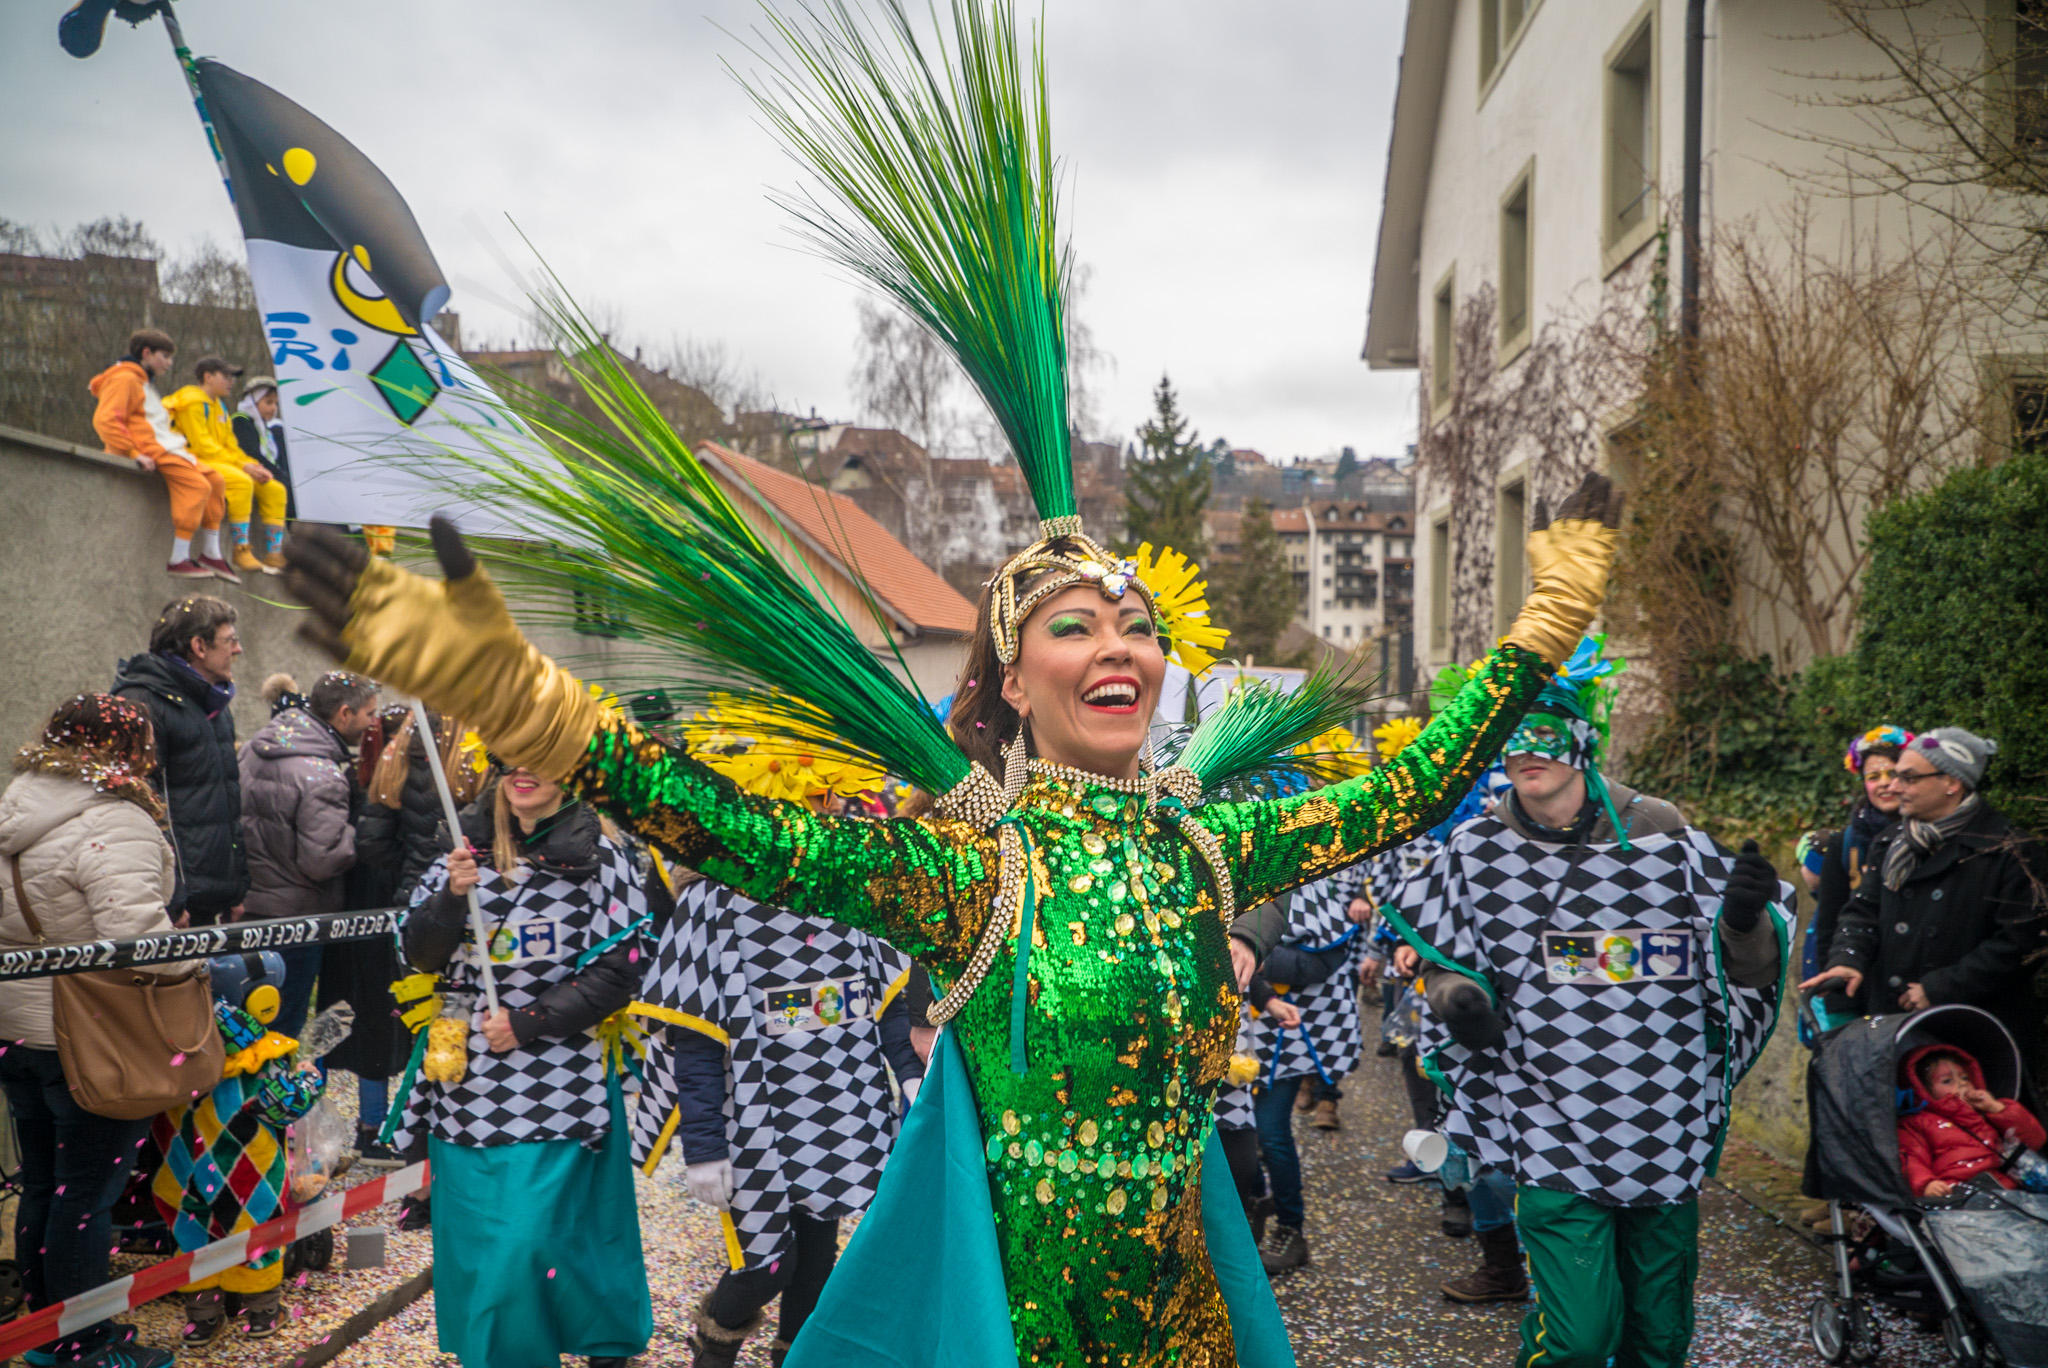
<box><xmin>1365</xmin><ymin>0</ymin><xmax>2047</xmax><ymax>684</ymax></box>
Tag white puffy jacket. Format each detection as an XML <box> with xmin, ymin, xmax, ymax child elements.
<box><xmin>0</xmin><ymin>773</ymin><xmax>177</xmax><ymax>1050</ymax></box>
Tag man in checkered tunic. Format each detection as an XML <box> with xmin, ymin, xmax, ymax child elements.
<box><xmin>633</xmin><ymin>873</ymin><xmax>923</xmax><ymax>1368</ymax></box>
<box><xmin>1388</xmin><ymin>648</ymin><xmax>1789</xmax><ymax>1368</ymax></box>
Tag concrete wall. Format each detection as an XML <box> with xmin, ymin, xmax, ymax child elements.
<box><xmin>2</xmin><ymin>424</ymin><xmax>965</xmax><ymax>769</ymax></box>
<box><xmin>2</xmin><ymin>424</ymin><xmax>346</xmax><ymax>753</ymax></box>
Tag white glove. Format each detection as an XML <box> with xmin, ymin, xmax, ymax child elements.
<box><xmin>901</xmin><ymin>1076</ymin><xmax>922</xmax><ymax>1108</ymax></box>
<box><xmin>685</xmin><ymin>1158</ymin><xmax>734</xmax><ymax>1211</ymax></box>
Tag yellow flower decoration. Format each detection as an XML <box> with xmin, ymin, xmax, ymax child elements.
<box><xmin>685</xmin><ymin>698</ymin><xmax>886</xmax><ymax>803</ymax></box>
<box><xmin>1294</xmin><ymin>725</ymin><xmax>1372</xmax><ymax>780</ymax></box>
<box><xmin>1373</xmin><ymin>715</ymin><xmax>1424</xmax><ymax>761</ymax></box>
<box><xmin>1131</xmin><ymin>542</ymin><xmax>1229</xmax><ymax>676</ymax></box>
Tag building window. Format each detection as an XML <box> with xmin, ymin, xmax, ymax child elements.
<box><xmin>1494</xmin><ymin>478</ymin><xmax>1528</xmax><ymax>638</ymax></box>
<box><xmin>1431</xmin><ymin>265</ymin><xmax>1456</xmax><ymax>416</ymax></box>
<box><xmin>2015</xmin><ymin>378</ymin><xmax>2048</xmax><ymax>452</ymax></box>
<box><xmin>1499</xmin><ymin>161</ymin><xmax>1535</xmax><ymax>361</ymax></box>
<box><xmin>1603</xmin><ymin>3</ymin><xmax>1657</xmax><ymax>270</ymax></box>
<box><xmin>1430</xmin><ymin>514</ymin><xmax>1452</xmax><ymax>655</ymax></box>
<box><xmin>1343</xmin><ymin>624</ymin><xmax>1353</xmax><ymax>639</ymax></box>
<box><xmin>1323</xmin><ymin>625</ymin><xmax>1332</xmax><ymax>638</ymax></box>
<box><xmin>1479</xmin><ymin>0</ymin><xmax>1540</xmax><ymax>93</ymax></box>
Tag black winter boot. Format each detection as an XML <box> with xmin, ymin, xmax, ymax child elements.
<box><xmin>1441</xmin><ymin>1224</ymin><xmax>1529</xmax><ymax>1303</ymax></box>
<box><xmin>688</xmin><ymin>1297</ymin><xmax>762</xmax><ymax>1368</ymax></box>
<box><xmin>1440</xmin><ymin>1186</ymin><xmax>1472</xmax><ymax>1238</ymax></box>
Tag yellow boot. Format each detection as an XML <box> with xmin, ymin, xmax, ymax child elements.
<box><xmin>233</xmin><ymin>542</ymin><xmax>264</xmax><ymax>575</ymax></box>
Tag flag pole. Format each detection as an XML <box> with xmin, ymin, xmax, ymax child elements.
<box><xmin>409</xmin><ymin>700</ymin><xmax>502</xmax><ymax>1014</ymax></box>
<box><xmin>154</xmin><ymin>3</ymin><xmax>235</xmax><ymax>207</ymax></box>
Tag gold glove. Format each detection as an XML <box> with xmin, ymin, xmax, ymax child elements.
<box><xmin>1502</xmin><ymin>473</ymin><xmax>1624</xmax><ymax>666</ymax></box>
<box><xmin>332</xmin><ymin>535</ymin><xmax>599</xmax><ymax>783</ymax></box>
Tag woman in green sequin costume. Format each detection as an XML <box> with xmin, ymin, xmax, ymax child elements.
<box><xmin>278</xmin><ymin>7</ymin><xmax>1624</xmax><ymax>1361</ymax></box>
<box><xmin>287</xmin><ymin>481</ymin><xmax>1618</xmax><ymax>1368</ymax></box>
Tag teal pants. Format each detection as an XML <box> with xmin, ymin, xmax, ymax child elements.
<box><xmin>1514</xmin><ymin>1186</ymin><xmax>1699</xmax><ymax>1368</ymax></box>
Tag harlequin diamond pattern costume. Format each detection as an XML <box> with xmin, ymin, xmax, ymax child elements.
<box><xmin>284</xmin><ymin>3</ymin><xmax>1622</xmax><ymax>1361</ymax></box>
<box><xmin>1388</xmin><ymin>641</ymin><xmax>1791</xmax><ymax>1368</ymax></box>
<box><xmin>633</xmin><ymin>876</ymin><xmax>919</xmax><ymax>1264</ymax></box>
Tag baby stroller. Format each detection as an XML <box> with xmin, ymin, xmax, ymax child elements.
<box><xmin>1806</xmin><ymin>1002</ymin><xmax>2048</xmax><ymax>1368</ymax></box>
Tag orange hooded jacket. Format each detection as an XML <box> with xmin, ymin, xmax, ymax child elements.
<box><xmin>88</xmin><ymin>360</ymin><xmax>170</xmax><ymax>462</ymax></box>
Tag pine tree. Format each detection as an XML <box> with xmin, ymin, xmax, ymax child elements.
<box><xmin>1216</xmin><ymin>498</ymin><xmax>1299</xmax><ymax>665</ymax></box>
<box><xmin>1123</xmin><ymin>374</ymin><xmax>1211</xmax><ymax>558</ymax></box>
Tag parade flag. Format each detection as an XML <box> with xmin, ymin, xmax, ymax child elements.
<box><xmin>191</xmin><ymin>59</ymin><xmax>531</xmax><ymax>527</ymax></box>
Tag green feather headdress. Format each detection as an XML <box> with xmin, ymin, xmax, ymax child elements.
<box><xmin>736</xmin><ymin>0</ymin><xmax>1230</xmax><ymax>675</ymax></box>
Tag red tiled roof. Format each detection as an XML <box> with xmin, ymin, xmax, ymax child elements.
<box><xmin>1270</xmin><ymin>508</ymin><xmax>1310</xmax><ymax>533</ymax></box>
<box><xmin>700</xmin><ymin>443</ymin><xmax>976</xmax><ymax>637</ymax></box>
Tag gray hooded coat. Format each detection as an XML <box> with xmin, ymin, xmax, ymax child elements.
<box><xmin>239</xmin><ymin>707</ymin><xmax>358</xmax><ymax>921</ymax></box>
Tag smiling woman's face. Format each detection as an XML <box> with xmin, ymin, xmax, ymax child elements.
<box><xmin>999</xmin><ymin>584</ymin><xmax>1166</xmax><ymax>781</ymax></box>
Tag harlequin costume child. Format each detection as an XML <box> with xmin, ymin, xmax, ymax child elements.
<box><xmin>1897</xmin><ymin>1045</ymin><xmax>2046</xmax><ymax>1198</ymax></box>
<box><xmin>281</xmin><ymin>4</ymin><xmax>1622</xmax><ymax>1361</ymax></box>
<box><xmin>150</xmin><ymin>951</ymin><xmax>323</xmax><ymax>1344</ymax></box>
<box><xmin>633</xmin><ymin>860</ymin><xmax>923</xmax><ymax>1365</ymax></box>
<box><xmin>1391</xmin><ymin>640</ymin><xmax>1791</xmax><ymax>1368</ymax></box>
<box><xmin>392</xmin><ymin>786</ymin><xmax>652</xmax><ymax>1368</ymax></box>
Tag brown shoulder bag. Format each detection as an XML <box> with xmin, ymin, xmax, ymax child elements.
<box><xmin>4</xmin><ymin>855</ymin><xmax>224</xmax><ymax>1119</ymax></box>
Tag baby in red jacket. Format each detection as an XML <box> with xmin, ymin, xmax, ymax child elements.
<box><xmin>1897</xmin><ymin>1044</ymin><xmax>2046</xmax><ymax>1199</ymax></box>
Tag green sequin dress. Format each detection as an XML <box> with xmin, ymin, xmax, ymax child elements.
<box><xmin>571</xmin><ymin>644</ymin><xmax>1551</xmax><ymax>1366</ymax></box>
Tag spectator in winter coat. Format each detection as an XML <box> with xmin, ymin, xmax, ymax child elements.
<box><xmin>0</xmin><ymin>694</ymin><xmax>181</xmax><ymax>1368</ymax></box>
<box><xmin>320</xmin><ymin>706</ymin><xmax>483</xmax><ymax>1162</ymax></box>
<box><xmin>111</xmin><ymin>596</ymin><xmax>248</xmax><ymax>927</ymax></box>
<box><xmin>1897</xmin><ymin>1045</ymin><xmax>2046</xmax><ymax>1199</ymax></box>
<box><xmin>1804</xmin><ymin>728</ymin><xmax>2048</xmax><ymax>1056</ymax></box>
<box><xmin>87</xmin><ymin>327</ymin><xmax>229</xmax><ymax>579</ymax></box>
<box><xmin>165</xmin><ymin>356</ymin><xmax>284</xmax><ymax>579</ymax></box>
<box><xmin>239</xmin><ymin>670</ymin><xmax>379</xmax><ymax>1036</ymax></box>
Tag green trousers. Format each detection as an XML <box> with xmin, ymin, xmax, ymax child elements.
<box><xmin>1513</xmin><ymin>1186</ymin><xmax>1699</xmax><ymax>1368</ymax></box>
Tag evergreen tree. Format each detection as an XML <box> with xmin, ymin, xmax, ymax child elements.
<box><xmin>1216</xmin><ymin>498</ymin><xmax>1299</xmax><ymax>665</ymax></box>
<box><xmin>1123</xmin><ymin>374</ymin><xmax>1211</xmax><ymax>558</ymax></box>
<box><xmin>1335</xmin><ymin>446</ymin><xmax>1359</xmax><ymax>481</ymax></box>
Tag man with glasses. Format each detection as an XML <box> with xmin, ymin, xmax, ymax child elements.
<box><xmin>1802</xmin><ymin>728</ymin><xmax>2046</xmax><ymax>1055</ymax></box>
<box><xmin>112</xmin><ymin>597</ymin><xmax>250</xmax><ymax>928</ymax></box>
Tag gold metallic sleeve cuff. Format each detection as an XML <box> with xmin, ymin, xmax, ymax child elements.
<box><xmin>1502</xmin><ymin>516</ymin><xmax>1618</xmax><ymax>667</ymax></box>
<box><xmin>341</xmin><ymin>555</ymin><xmax>600</xmax><ymax>783</ymax></box>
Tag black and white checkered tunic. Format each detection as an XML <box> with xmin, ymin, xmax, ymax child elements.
<box><xmin>396</xmin><ymin>838</ymin><xmax>647</xmax><ymax>1151</ymax></box>
<box><xmin>631</xmin><ymin>878</ymin><xmax>913</xmax><ymax>1270</ymax></box>
<box><xmin>1409</xmin><ymin>820</ymin><xmax>1787</xmax><ymax>1207</ymax></box>
<box><xmin>1213</xmin><ymin>1007</ymin><xmax>1258</xmax><ymax>1131</ymax></box>
<box><xmin>1250</xmin><ymin>875</ymin><xmax>1367</xmax><ymax>1087</ymax></box>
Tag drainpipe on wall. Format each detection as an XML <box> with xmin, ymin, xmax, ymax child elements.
<box><xmin>1680</xmin><ymin>0</ymin><xmax>1706</xmax><ymax>344</ymax></box>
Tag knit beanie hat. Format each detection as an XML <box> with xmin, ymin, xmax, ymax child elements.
<box><xmin>1909</xmin><ymin>727</ymin><xmax>1999</xmax><ymax>790</ymax></box>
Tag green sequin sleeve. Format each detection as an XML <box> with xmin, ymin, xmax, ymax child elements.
<box><xmin>1205</xmin><ymin>642</ymin><xmax>1554</xmax><ymax>909</ymax></box>
<box><xmin>566</xmin><ymin>714</ymin><xmax>998</xmax><ymax>969</ymax></box>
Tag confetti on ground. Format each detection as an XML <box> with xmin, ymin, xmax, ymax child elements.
<box><xmin>3</xmin><ymin>1058</ymin><xmax>1943</xmax><ymax>1365</ymax></box>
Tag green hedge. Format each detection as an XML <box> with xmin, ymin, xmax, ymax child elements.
<box><xmin>1838</xmin><ymin>451</ymin><xmax>2048</xmax><ymax>816</ymax></box>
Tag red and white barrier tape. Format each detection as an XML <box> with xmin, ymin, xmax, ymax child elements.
<box><xmin>0</xmin><ymin>1160</ymin><xmax>430</xmax><ymax>1360</ymax></box>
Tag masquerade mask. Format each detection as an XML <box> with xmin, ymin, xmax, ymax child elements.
<box><xmin>1502</xmin><ymin>710</ymin><xmax>1597</xmax><ymax>771</ymax></box>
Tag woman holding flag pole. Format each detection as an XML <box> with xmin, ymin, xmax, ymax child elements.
<box><xmin>390</xmin><ymin>711</ymin><xmax>653</xmax><ymax>1368</ymax></box>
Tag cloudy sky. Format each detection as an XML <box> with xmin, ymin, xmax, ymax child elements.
<box><xmin>2</xmin><ymin>0</ymin><xmax>1419</xmax><ymax>462</ymax></box>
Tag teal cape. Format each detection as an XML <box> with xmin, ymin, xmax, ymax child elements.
<box><xmin>428</xmin><ymin>1082</ymin><xmax>652</xmax><ymax>1368</ymax></box>
<box><xmin>784</xmin><ymin>1028</ymin><xmax>1296</xmax><ymax>1367</ymax></box>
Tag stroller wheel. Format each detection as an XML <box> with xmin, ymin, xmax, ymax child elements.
<box><xmin>297</xmin><ymin>1227</ymin><xmax>335</xmax><ymax>1272</ymax></box>
<box><xmin>1846</xmin><ymin>1301</ymin><xmax>1884</xmax><ymax>1364</ymax></box>
<box><xmin>0</xmin><ymin>1259</ymin><xmax>23</xmax><ymax>1317</ymax></box>
<box><xmin>1811</xmin><ymin>1295</ymin><xmax>1851</xmax><ymax>1364</ymax></box>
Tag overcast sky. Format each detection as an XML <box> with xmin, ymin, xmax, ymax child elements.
<box><xmin>2</xmin><ymin>0</ymin><xmax>1419</xmax><ymax>462</ymax></box>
